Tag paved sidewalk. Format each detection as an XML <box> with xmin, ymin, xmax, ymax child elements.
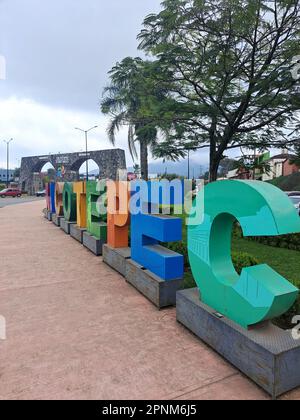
<box><xmin>0</xmin><ymin>201</ymin><xmax>298</xmax><ymax>400</ymax></box>
<box><xmin>0</xmin><ymin>196</ymin><xmax>43</xmax><ymax>208</ymax></box>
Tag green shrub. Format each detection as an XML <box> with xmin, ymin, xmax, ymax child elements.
<box><xmin>232</xmin><ymin>251</ymin><xmax>259</xmax><ymax>274</ymax></box>
<box><xmin>269</xmin><ymin>172</ymin><xmax>300</xmax><ymax>191</ymax></box>
<box><xmin>166</xmin><ymin>241</ymin><xmax>189</xmax><ymax>267</ymax></box>
<box><xmin>235</xmin><ymin>219</ymin><xmax>300</xmax><ymax>252</ymax></box>
<box><xmin>251</xmin><ymin>233</ymin><xmax>300</xmax><ymax>252</ymax></box>
<box><xmin>0</xmin><ymin>184</ymin><xmax>6</xmax><ymax>191</ymax></box>
<box><xmin>182</xmin><ymin>251</ymin><xmax>259</xmax><ymax>289</ymax></box>
<box><xmin>166</xmin><ymin>239</ymin><xmax>259</xmax><ymax>275</ymax></box>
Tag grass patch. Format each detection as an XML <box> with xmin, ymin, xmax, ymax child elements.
<box><xmin>232</xmin><ymin>237</ymin><xmax>300</xmax><ymax>288</ymax></box>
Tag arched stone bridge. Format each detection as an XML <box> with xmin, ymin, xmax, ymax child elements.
<box><xmin>20</xmin><ymin>149</ymin><xmax>126</xmax><ymax>195</ymax></box>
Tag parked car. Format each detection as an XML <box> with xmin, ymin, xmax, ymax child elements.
<box><xmin>289</xmin><ymin>195</ymin><xmax>300</xmax><ymax>215</ymax></box>
<box><xmin>287</xmin><ymin>191</ymin><xmax>300</xmax><ymax>197</ymax></box>
<box><xmin>36</xmin><ymin>189</ymin><xmax>46</xmax><ymax>197</ymax></box>
<box><xmin>0</xmin><ymin>188</ymin><xmax>22</xmax><ymax>198</ymax></box>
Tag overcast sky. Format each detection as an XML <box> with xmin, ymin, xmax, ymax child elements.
<box><xmin>0</xmin><ymin>0</ymin><xmax>242</xmax><ymax>173</ymax></box>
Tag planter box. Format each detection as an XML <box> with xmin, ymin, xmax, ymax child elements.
<box><xmin>52</xmin><ymin>214</ymin><xmax>63</xmax><ymax>227</ymax></box>
<box><xmin>125</xmin><ymin>259</ymin><xmax>183</xmax><ymax>309</ymax></box>
<box><xmin>70</xmin><ymin>224</ymin><xmax>86</xmax><ymax>244</ymax></box>
<box><xmin>60</xmin><ymin>218</ymin><xmax>76</xmax><ymax>235</ymax></box>
<box><xmin>177</xmin><ymin>287</ymin><xmax>300</xmax><ymax>399</ymax></box>
<box><xmin>83</xmin><ymin>231</ymin><xmax>105</xmax><ymax>256</ymax></box>
<box><xmin>103</xmin><ymin>245</ymin><xmax>131</xmax><ymax>277</ymax></box>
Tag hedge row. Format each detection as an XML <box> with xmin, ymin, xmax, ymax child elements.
<box><xmin>250</xmin><ymin>234</ymin><xmax>300</xmax><ymax>251</ymax></box>
<box><xmin>166</xmin><ymin>241</ymin><xmax>259</xmax><ymax>274</ymax></box>
<box><xmin>233</xmin><ymin>223</ymin><xmax>300</xmax><ymax>252</ymax></box>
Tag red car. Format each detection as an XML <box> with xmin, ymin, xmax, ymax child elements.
<box><xmin>0</xmin><ymin>188</ymin><xmax>22</xmax><ymax>198</ymax></box>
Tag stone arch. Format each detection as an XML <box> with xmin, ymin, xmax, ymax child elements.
<box><xmin>19</xmin><ymin>149</ymin><xmax>126</xmax><ymax>195</ymax></box>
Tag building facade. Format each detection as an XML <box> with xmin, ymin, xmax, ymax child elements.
<box><xmin>0</xmin><ymin>169</ymin><xmax>14</xmax><ymax>183</ymax></box>
<box><xmin>262</xmin><ymin>153</ymin><xmax>299</xmax><ymax>181</ymax></box>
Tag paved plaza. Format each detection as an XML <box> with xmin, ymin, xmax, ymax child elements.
<box><xmin>0</xmin><ymin>201</ymin><xmax>299</xmax><ymax>400</ymax></box>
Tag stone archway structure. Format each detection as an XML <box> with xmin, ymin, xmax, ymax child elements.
<box><xmin>20</xmin><ymin>149</ymin><xmax>126</xmax><ymax>195</ymax></box>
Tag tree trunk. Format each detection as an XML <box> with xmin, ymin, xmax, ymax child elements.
<box><xmin>209</xmin><ymin>159</ymin><xmax>219</xmax><ymax>182</ymax></box>
<box><xmin>209</xmin><ymin>135</ymin><xmax>219</xmax><ymax>182</ymax></box>
<box><xmin>140</xmin><ymin>141</ymin><xmax>149</xmax><ymax>181</ymax></box>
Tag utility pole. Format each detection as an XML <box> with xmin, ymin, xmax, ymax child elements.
<box><xmin>75</xmin><ymin>126</ymin><xmax>98</xmax><ymax>181</ymax></box>
<box><xmin>3</xmin><ymin>138</ymin><xmax>13</xmax><ymax>188</ymax></box>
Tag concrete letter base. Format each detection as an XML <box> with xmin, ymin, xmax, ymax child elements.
<box><xmin>43</xmin><ymin>210</ymin><xmax>52</xmax><ymax>221</ymax></box>
<box><xmin>60</xmin><ymin>218</ymin><xmax>76</xmax><ymax>235</ymax></box>
<box><xmin>70</xmin><ymin>224</ymin><xmax>86</xmax><ymax>244</ymax></box>
<box><xmin>52</xmin><ymin>214</ymin><xmax>63</xmax><ymax>227</ymax></box>
<box><xmin>103</xmin><ymin>244</ymin><xmax>131</xmax><ymax>277</ymax></box>
<box><xmin>125</xmin><ymin>259</ymin><xmax>183</xmax><ymax>309</ymax></box>
<box><xmin>83</xmin><ymin>231</ymin><xmax>105</xmax><ymax>256</ymax></box>
<box><xmin>177</xmin><ymin>288</ymin><xmax>300</xmax><ymax>399</ymax></box>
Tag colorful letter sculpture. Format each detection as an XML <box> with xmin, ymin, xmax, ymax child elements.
<box><xmin>49</xmin><ymin>182</ymin><xmax>56</xmax><ymax>214</ymax></box>
<box><xmin>63</xmin><ymin>182</ymin><xmax>77</xmax><ymax>222</ymax></box>
<box><xmin>73</xmin><ymin>181</ymin><xmax>87</xmax><ymax>228</ymax></box>
<box><xmin>45</xmin><ymin>183</ymin><xmax>51</xmax><ymax>211</ymax></box>
<box><xmin>55</xmin><ymin>182</ymin><xmax>65</xmax><ymax>216</ymax></box>
<box><xmin>86</xmin><ymin>181</ymin><xmax>107</xmax><ymax>241</ymax></box>
<box><xmin>131</xmin><ymin>213</ymin><xmax>184</xmax><ymax>280</ymax></box>
<box><xmin>188</xmin><ymin>180</ymin><xmax>300</xmax><ymax>329</ymax></box>
<box><xmin>107</xmin><ymin>181</ymin><xmax>130</xmax><ymax>248</ymax></box>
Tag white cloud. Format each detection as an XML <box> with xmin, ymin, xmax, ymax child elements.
<box><xmin>0</xmin><ymin>96</ymin><xmax>136</xmax><ymax>169</ymax></box>
<box><xmin>0</xmin><ymin>96</ymin><xmax>211</xmax><ymax>174</ymax></box>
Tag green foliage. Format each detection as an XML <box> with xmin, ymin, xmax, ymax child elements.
<box><xmin>101</xmin><ymin>58</ymin><xmax>167</xmax><ymax>179</ymax></box>
<box><xmin>158</xmin><ymin>173</ymin><xmax>185</xmax><ymax>181</ymax></box>
<box><xmin>166</xmin><ymin>238</ymin><xmax>258</xmax><ymax>274</ymax></box>
<box><xmin>0</xmin><ymin>183</ymin><xmax>6</xmax><ymax>191</ymax></box>
<box><xmin>251</xmin><ymin>233</ymin><xmax>300</xmax><ymax>252</ymax></box>
<box><xmin>138</xmin><ymin>0</ymin><xmax>300</xmax><ymax>181</ymax></box>
<box><xmin>269</xmin><ymin>172</ymin><xmax>300</xmax><ymax>192</ymax></box>
<box><xmin>167</xmin><ymin>241</ymin><xmax>189</xmax><ymax>267</ymax></box>
<box><xmin>234</xmin><ymin>218</ymin><xmax>300</xmax><ymax>252</ymax></box>
<box><xmin>231</xmin><ymin>251</ymin><xmax>259</xmax><ymax>275</ymax></box>
<box><xmin>182</xmin><ymin>250</ymin><xmax>259</xmax><ymax>289</ymax></box>
<box><xmin>233</xmin><ymin>236</ymin><xmax>300</xmax><ymax>329</ymax></box>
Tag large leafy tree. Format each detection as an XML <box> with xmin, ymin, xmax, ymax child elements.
<box><xmin>138</xmin><ymin>0</ymin><xmax>300</xmax><ymax>181</ymax></box>
<box><xmin>101</xmin><ymin>57</ymin><xmax>167</xmax><ymax>180</ymax></box>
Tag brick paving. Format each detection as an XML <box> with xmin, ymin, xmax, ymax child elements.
<box><xmin>0</xmin><ymin>201</ymin><xmax>298</xmax><ymax>400</ymax></box>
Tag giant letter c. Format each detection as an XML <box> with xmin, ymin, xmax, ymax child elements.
<box><xmin>188</xmin><ymin>180</ymin><xmax>300</xmax><ymax>329</ymax></box>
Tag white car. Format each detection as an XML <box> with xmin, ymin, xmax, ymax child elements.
<box><xmin>289</xmin><ymin>196</ymin><xmax>300</xmax><ymax>215</ymax></box>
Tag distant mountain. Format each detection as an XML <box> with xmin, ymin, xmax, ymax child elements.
<box><xmin>129</xmin><ymin>160</ymin><xmax>208</xmax><ymax>178</ymax></box>
<box><xmin>85</xmin><ymin>159</ymin><xmax>209</xmax><ymax>178</ymax></box>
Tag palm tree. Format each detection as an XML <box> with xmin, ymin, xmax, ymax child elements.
<box><xmin>133</xmin><ymin>163</ymin><xmax>141</xmax><ymax>177</ymax></box>
<box><xmin>101</xmin><ymin>57</ymin><xmax>160</xmax><ymax>180</ymax></box>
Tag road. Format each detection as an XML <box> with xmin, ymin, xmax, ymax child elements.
<box><xmin>0</xmin><ymin>196</ymin><xmax>44</xmax><ymax>208</ymax></box>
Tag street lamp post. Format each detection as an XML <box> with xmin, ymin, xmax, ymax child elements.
<box><xmin>75</xmin><ymin>126</ymin><xmax>98</xmax><ymax>181</ymax></box>
<box><xmin>3</xmin><ymin>138</ymin><xmax>13</xmax><ymax>188</ymax></box>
